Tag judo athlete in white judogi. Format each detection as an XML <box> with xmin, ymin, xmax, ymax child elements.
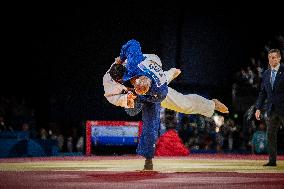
<box><xmin>103</xmin><ymin>56</ymin><xmax>228</xmax><ymax>117</ymax></box>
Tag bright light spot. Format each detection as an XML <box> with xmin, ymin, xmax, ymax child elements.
<box><xmin>215</xmin><ymin>127</ymin><xmax>220</xmax><ymax>133</ymax></box>
<box><xmin>234</xmin><ymin>114</ymin><xmax>238</xmax><ymax>119</ymax></box>
<box><xmin>213</xmin><ymin>114</ymin><xmax>224</xmax><ymax>127</ymax></box>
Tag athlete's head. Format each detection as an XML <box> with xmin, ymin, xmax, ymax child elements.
<box><xmin>109</xmin><ymin>63</ymin><xmax>126</xmax><ymax>83</ymax></box>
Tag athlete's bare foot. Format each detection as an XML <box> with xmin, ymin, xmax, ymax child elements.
<box><xmin>173</xmin><ymin>68</ymin><xmax>181</xmax><ymax>79</ymax></box>
<box><xmin>212</xmin><ymin>99</ymin><xmax>229</xmax><ymax>113</ymax></box>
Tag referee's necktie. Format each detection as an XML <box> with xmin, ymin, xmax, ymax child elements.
<box><xmin>271</xmin><ymin>69</ymin><xmax>277</xmax><ymax>88</ymax></box>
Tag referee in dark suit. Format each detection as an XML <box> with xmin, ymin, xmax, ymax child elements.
<box><xmin>255</xmin><ymin>49</ymin><xmax>284</xmax><ymax>166</ymax></box>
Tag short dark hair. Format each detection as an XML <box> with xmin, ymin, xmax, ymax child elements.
<box><xmin>268</xmin><ymin>49</ymin><xmax>281</xmax><ymax>57</ymax></box>
<box><xmin>109</xmin><ymin>64</ymin><xmax>126</xmax><ymax>82</ymax></box>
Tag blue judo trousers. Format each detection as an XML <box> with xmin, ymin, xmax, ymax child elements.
<box><xmin>120</xmin><ymin>39</ymin><xmax>168</xmax><ymax>159</ymax></box>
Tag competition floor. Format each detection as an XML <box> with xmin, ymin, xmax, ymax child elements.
<box><xmin>1</xmin><ymin>154</ymin><xmax>284</xmax><ymax>189</ymax></box>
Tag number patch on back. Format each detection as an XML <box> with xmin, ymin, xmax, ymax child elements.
<box><xmin>138</xmin><ymin>60</ymin><xmax>167</xmax><ymax>87</ymax></box>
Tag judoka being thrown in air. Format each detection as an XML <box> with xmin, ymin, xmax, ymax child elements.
<box><xmin>103</xmin><ymin>39</ymin><xmax>229</xmax><ymax>170</ymax></box>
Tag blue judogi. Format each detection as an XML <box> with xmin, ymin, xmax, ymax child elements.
<box><xmin>120</xmin><ymin>39</ymin><xmax>168</xmax><ymax>158</ymax></box>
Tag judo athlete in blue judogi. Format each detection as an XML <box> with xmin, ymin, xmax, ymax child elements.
<box><xmin>119</xmin><ymin>39</ymin><xmax>168</xmax><ymax>170</ymax></box>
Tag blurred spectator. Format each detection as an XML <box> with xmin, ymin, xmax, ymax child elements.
<box><xmin>164</xmin><ymin>109</ymin><xmax>177</xmax><ymax>130</ymax></box>
<box><xmin>76</xmin><ymin>136</ymin><xmax>84</xmax><ymax>152</ymax></box>
<box><xmin>251</xmin><ymin>122</ymin><xmax>267</xmax><ymax>154</ymax></box>
<box><xmin>21</xmin><ymin>123</ymin><xmax>30</xmax><ymax>132</ymax></box>
<box><xmin>247</xmin><ymin>66</ymin><xmax>255</xmax><ymax>85</ymax></box>
<box><xmin>159</xmin><ymin>107</ymin><xmax>167</xmax><ymax>136</ymax></box>
<box><xmin>203</xmin><ymin>134</ymin><xmax>214</xmax><ymax>150</ymax></box>
<box><xmin>39</xmin><ymin>127</ymin><xmax>48</xmax><ymax>140</ymax></box>
<box><xmin>0</xmin><ymin>115</ymin><xmax>13</xmax><ymax>132</ymax></box>
<box><xmin>216</xmin><ymin>126</ymin><xmax>224</xmax><ymax>152</ymax></box>
<box><xmin>67</xmin><ymin>136</ymin><xmax>73</xmax><ymax>152</ymax></box>
<box><xmin>188</xmin><ymin>127</ymin><xmax>200</xmax><ymax>150</ymax></box>
<box><xmin>48</xmin><ymin>123</ymin><xmax>65</xmax><ymax>152</ymax></box>
<box><xmin>57</xmin><ymin>134</ymin><xmax>65</xmax><ymax>152</ymax></box>
<box><xmin>178</xmin><ymin>116</ymin><xmax>192</xmax><ymax>144</ymax></box>
<box><xmin>256</xmin><ymin>61</ymin><xmax>263</xmax><ymax>80</ymax></box>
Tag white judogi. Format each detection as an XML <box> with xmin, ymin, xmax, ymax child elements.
<box><xmin>103</xmin><ymin>54</ymin><xmax>215</xmax><ymax>117</ymax></box>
